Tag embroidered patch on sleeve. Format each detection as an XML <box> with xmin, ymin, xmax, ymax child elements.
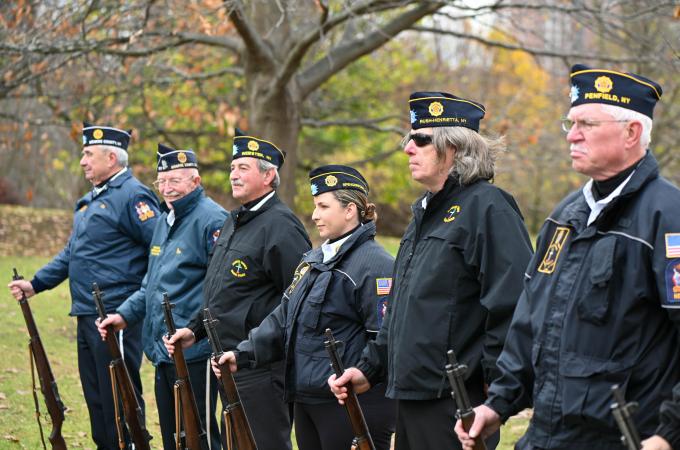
<box><xmin>377</xmin><ymin>297</ymin><xmax>388</xmax><ymax>328</ymax></box>
<box><xmin>664</xmin><ymin>233</ymin><xmax>680</xmax><ymax>258</ymax></box>
<box><xmin>664</xmin><ymin>259</ymin><xmax>680</xmax><ymax>306</ymax></box>
<box><xmin>211</xmin><ymin>228</ymin><xmax>221</xmax><ymax>246</ymax></box>
<box><xmin>135</xmin><ymin>201</ymin><xmax>155</xmax><ymax>222</ymax></box>
<box><xmin>376</xmin><ymin>277</ymin><xmax>392</xmax><ymax>296</ymax></box>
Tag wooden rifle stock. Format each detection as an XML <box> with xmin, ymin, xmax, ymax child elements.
<box><xmin>611</xmin><ymin>384</ymin><xmax>642</xmax><ymax>450</ymax></box>
<box><xmin>13</xmin><ymin>268</ymin><xmax>67</xmax><ymax>450</ymax></box>
<box><xmin>202</xmin><ymin>308</ymin><xmax>257</xmax><ymax>450</ymax></box>
<box><xmin>161</xmin><ymin>293</ymin><xmax>210</xmax><ymax>450</ymax></box>
<box><xmin>92</xmin><ymin>283</ymin><xmax>152</xmax><ymax>450</ymax></box>
<box><xmin>446</xmin><ymin>350</ymin><xmax>486</xmax><ymax>450</ymax></box>
<box><xmin>324</xmin><ymin>328</ymin><xmax>375</xmax><ymax>450</ymax></box>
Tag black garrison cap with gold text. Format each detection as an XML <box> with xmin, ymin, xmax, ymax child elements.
<box><xmin>569</xmin><ymin>64</ymin><xmax>662</xmax><ymax>118</ymax></box>
<box><xmin>83</xmin><ymin>122</ymin><xmax>132</xmax><ymax>150</ymax></box>
<box><xmin>409</xmin><ymin>91</ymin><xmax>486</xmax><ymax>132</ymax></box>
<box><xmin>157</xmin><ymin>143</ymin><xmax>198</xmax><ymax>172</ymax></box>
<box><xmin>309</xmin><ymin>165</ymin><xmax>369</xmax><ymax>197</ymax></box>
<box><xmin>232</xmin><ymin>128</ymin><xmax>285</xmax><ymax>169</ymax></box>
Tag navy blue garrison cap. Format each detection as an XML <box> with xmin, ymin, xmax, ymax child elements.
<box><xmin>569</xmin><ymin>64</ymin><xmax>662</xmax><ymax>118</ymax></box>
<box><xmin>309</xmin><ymin>165</ymin><xmax>369</xmax><ymax>197</ymax></box>
<box><xmin>232</xmin><ymin>128</ymin><xmax>285</xmax><ymax>169</ymax></box>
<box><xmin>409</xmin><ymin>91</ymin><xmax>485</xmax><ymax>132</ymax></box>
<box><xmin>157</xmin><ymin>143</ymin><xmax>198</xmax><ymax>172</ymax></box>
<box><xmin>83</xmin><ymin>122</ymin><xmax>131</xmax><ymax>150</ymax></box>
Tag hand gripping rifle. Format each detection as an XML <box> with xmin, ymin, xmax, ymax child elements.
<box><xmin>446</xmin><ymin>349</ymin><xmax>487</xmax><ymax>450</ymax></box>
<box><xmin>12</xmin><ymin>268</ymin><xmax>67</xmax><ymax>450</ymax></box>
<box><xmin>611</xmin><ymin>384</ymin><xmax>642</xmax><ymax>450</ymax></box>
<box><xmin>92</xmin><ymin>283</ymin><xmax>152</xmax><ymax>450</ymax></box>
<box><xmin>161</xmin><ymin>293</ymin><xmax>210</xmax><ymax>450</ymax></box>
<box><xmin>203</xmin><ymin>308</ymin><xmax>257</xmax><ymax>450</ymax></box>
<box><xmin>324</xmin><ymin>329</ymin><xmax>375</xmax><ymax>450</ymax></box>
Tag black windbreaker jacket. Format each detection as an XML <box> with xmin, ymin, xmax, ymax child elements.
<box><xmin>189</xmin><ymin>192</ymin><xmax>311</xmax><ymax>349</ymax></box>
<box><xmin>487</xmin><ymin>151</ymin><xmax>680</xmax><ymax>449</ymax></box>
<box><xmin>358</xmin><ymin>177</ymin><xmax>533</xmax><ymax>400</ymax></box>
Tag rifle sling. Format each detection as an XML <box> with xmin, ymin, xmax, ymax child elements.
<box><xmin>29</xmin><ymin>343</ymin><xmax>48</xmax><ymax>450</ymax></box>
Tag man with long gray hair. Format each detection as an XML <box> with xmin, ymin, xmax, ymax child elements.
<box><xmin>166</xmin><ymin>129</ymin><xmax>311</xmax><ymax>450</ymax></box>
<box><xmin>8</xmin><ymin>122</ymin><xmax>160</xmax><ymax>449</ymax></box>
<box><xmin>330</xmin><ymin>92</ymin><xmax>532</xmax><ymax>449</ymax></box>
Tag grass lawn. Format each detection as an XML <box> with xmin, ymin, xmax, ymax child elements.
<box><xmin>0</xmin><ymin>255</ymin><xmax>528</xmax><ymax>449</ymax></box>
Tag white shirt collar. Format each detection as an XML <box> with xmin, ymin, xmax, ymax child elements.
<box><xmin>93</xmin><ymin>167</ymin><xmax>127</xmax><ymax>197</ymax></box>
<box><xmin>321</xmin><ymin>231</ymin><xmax>356</xmax><ymax>263</ymax></box>
<box><xmin>583</xmin><ymin>170</ymin><xmax>635</xmax><ymax>226</ymax></box>
<box><xmin>249</xmin><ymin>190</ymin><xmax>275</xmax><ymax>211</ymax></box>
<box><xmin>166</xmin><ymin>209</ymin><xmax>175</xmax><ymax>226</ymax></box>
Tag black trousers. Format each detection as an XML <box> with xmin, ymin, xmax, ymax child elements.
<box><xmin>77</xmin><ymin>315</ymin><xmax>144</xmax><ymax>450</ymax></box>
<box><xmin>155</xmin><ymin>360</ymin><xmax>221</xmax><ymax>450</ymax></box>
<box><xmin>220</xmin><ymin>360</ymin><xmax>292</xmax><ymax>450</ymax></box>
<box><xmin>294</xmin><ymin>383</ymin><xmax>396</xmax><ymax>450</ymax></box>
<box><xmin>394</xmin><ymin>396</ymin><xmax>500</xmax><ymax>450</ymax></box>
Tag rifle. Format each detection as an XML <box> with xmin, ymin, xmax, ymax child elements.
<box><xmin>92</xmin><ymin>283</ymin><xmax>152</xmax><ymax>450</ymax></box>
<box><xmin>446</xmin><ymin>349</ymin><xmax>487</xmax><ymax>450</ymax></box>
<box><xmin>203</xmin><ymin>308</ymin><xmax>257</xmax><ymax>450</ymax></box>
<box><xmin>324</xmin><ymin>328</ymin><xmax>375</xmax><ymax>450</ymax></box>
<box><xmin>12</xmin><ymin>268</ymin><xmax>67</xmax><ymax>450</ymax></box>
<box><xmin>611</xmin><ymin>384</ymin><xmax>642</xmax><ymax>450</ymax></box>
<box><xmin>161</xmin><ymin>293</ymin><xmax>210</xmax><ymax>450</ymax></box>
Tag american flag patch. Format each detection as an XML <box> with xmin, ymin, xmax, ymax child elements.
<box><xmin>376</xmin><ymin>278</ymin><xmax>392</xmax><ymax>296</ymax></box>
<box><xmin>666</xmin><ymin>233</ymin><xmax>680</xmax><ymax>258</ymax></box>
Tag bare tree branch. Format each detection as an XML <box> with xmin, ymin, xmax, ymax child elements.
<box><xmin>224</xmin><ymin>0</ymin><xmax>274</xmax><ymax>67</ymax></box>
<box><xmin>411</xmin><ymin>25</ymin><xmax>659</xmax><ymax>63</ymax></box>
<box><xmin>302</xmin><ymin>116</ymin><xmax>404</xmax><ymax>135</ymax></box>
<box><xmin>298</xmin><ymin>2</ymin><xmax>443</xmax><ymax>99</ymax></box>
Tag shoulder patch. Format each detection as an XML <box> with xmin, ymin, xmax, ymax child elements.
<box><xmin>211</xmin><ymin>227</ymin><xmax>221</xmax><ymax>247</ymax></box>
<box><xmin>135</xmin><ymin>201</ymin><xmax>155</xmax><ymax>222</ymax></box>
<box><xmin>376</xmin><ymin>277</ymin><xmax>392</xmax><ymax>295</ymax></box>
<box><xmin>377</xmin><ymin>297</ymin><xmax>388</xmax><ymax>328</ymax></box>
<box><xmin>664</xmin><ymin>233</ymin><xmax>680</xmax><ymax>258</ymax></box>
<box><xmin>286</xmin><ymin>262</ymin><xmax>310</xmax><ymax>296</ymax></box>
<box><xmin>664</xmin><ymin>259</ymin><xmax>680</xmax><ymax>305</ymax></box>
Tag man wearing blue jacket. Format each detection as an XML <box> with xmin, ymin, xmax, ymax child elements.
<box><xmin>8</xmin><ymin>123</ymin><xmax>160</xmax><ymax>450</ymax></box>
<box><xmin>99</xmin><ymin>143</ymin><xmax>227</xmax><ymax>449</ymax></box>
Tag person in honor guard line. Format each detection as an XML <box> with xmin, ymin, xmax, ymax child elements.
<box><xmin>165</xmin><ymin>129</ymin><xmax>312</xmax><ymax>450</ymax></box>
<box><xmin>7</xmin><ymin>123</ymin><xmax>160</xmax><ymax>449</ymax></box>
<box><xmin>329</xmin><ymin>92</ymin><xmax>533</xmax><ymax>450</ymax></box>
<box><xmin>641</xmin><ymin>380</ymin><xmax>680</xmax><ymax>450</ymax></box>
<box><xmin>212</xmin><ymin>164</ymin><xmax>397</xmax><ymax>450</ymax></box>
<box><xmin>455</xmin><ymin>65</ymin><xmax>680</xmax><ymax>450</ymax></box>
<box><xmin>97</xmin><ymin>143</ymin><xmax>226</xmax><ymax>449</ymax></box>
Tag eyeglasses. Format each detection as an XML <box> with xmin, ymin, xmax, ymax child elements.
<box><xmin>560</xmin><ymin>118</ymin><xmax>629</xmax><ymax>133</ymax></box>
<box><xmin>408</xmin><ymin>133</ymin><xmax>433</xmax><ymax>147</ymax></box>
<box><xmin>152</xmin><ymin>176</ymin><xmax>193</xmax><ymax>189</ymax></box>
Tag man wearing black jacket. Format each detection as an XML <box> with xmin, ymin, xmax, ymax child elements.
<box><xmin>456</xmin><ymin>66</ymin><xmax>680</xmax><ymax>450</ymax></box>
<box><xmin>330</xmin><ymin>92</ymin><xmax>533</xmax><ymax>449</ymax></box>
<box><xmin>167</xmin><ymin>129</ymin><xmax>311</xmax><ymax>450</ymax></box>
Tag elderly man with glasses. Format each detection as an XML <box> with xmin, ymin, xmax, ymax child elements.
<box><xmin>455</xmin><ymin>65</ymin><xmax>680</xmax><ymax>450</ymax></box>
<box><xmin>330</xmin><ymin>91</ymin><xmax>533</xmax><ymax>449</ymax></box>
<box><xmin>98</xmin><ymin>143</ymin><xmax>226</xmax><ymax>449</ymax></box>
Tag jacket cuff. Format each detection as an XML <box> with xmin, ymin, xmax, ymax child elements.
<box><xmin>31</xmin><ymin>276</ymin><xmax>48</xmax><ymax>294</ymax></box>
<box><xmin>656</xmin><ymin>423</ymin><xmax>680</xmax><ymax>450</ymax></box>
<box><xmin>485</xmin><ymin>395</ymin><xmax>514</xmax><ymax>424</ymax></box>
<box><xmin>233</xmin><ymin>351</ymin><xmax>254</xmax><ymax>370</ymax></box>
<box><xmin>356</xmin><ymin>360</ymin><xmax>383</xmax><ymax>387</ymax></box>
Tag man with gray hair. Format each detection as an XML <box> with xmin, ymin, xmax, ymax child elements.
<box><xmin>167</xmin><ymin>129</ymin><xmax>311</xmax><ymax>450</ymax></box>
<box><xmin>330</xmin><ymin>92</ymin><xmax>533</xmax><ymax>449</ymax></box>
<box><xmin>455</xmin><ymin>65</ymin><xmax>680</xmax><ymax>450</ymax></box>
<box><xmin>8</xmin><ymin>122</ymin><xmax>159</xmax><ymax>449</ymax></box>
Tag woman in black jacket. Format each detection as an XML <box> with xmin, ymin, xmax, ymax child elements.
<box><xmin>214</xmin><ymin>164</ymin><xmax>396</xmax><ymax>450</ymax></box>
